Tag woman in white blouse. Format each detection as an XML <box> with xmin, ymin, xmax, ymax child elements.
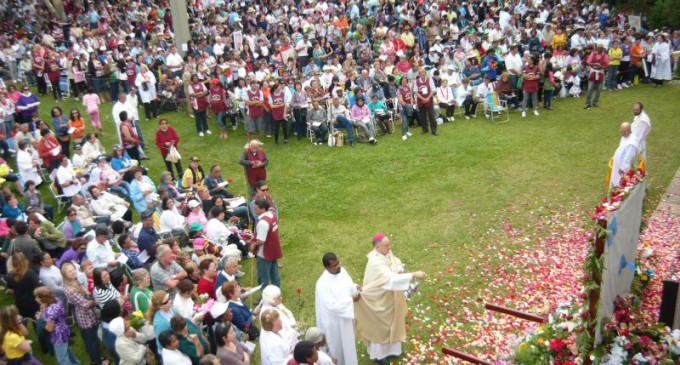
<box><xmin>172</xmin><ymin>279</ymin><xmax>204</xmax><ymax>325</ymax></box>
<box><xmin>260</xmin><ymin>309</ymin><xmax>291</xmax><ymax>365</ymax></box>
<box><xmin>436</xmin><ymin>79</ymin><xmax>456</xmax><ymax>123</ymax></box>
<box><xmin>160</xmin><ymin>197</ymin><xmax>186</xmax><ymax>233</ymax></box>
<box><xmin>16</xmin><ymin>140</ymin><xmax>43</xmax><ymax>186</ymax></box>
<box><xmin>259</xmin><ymin>285</ymin><xmax>299</xmax><ymax>352</ymax></box>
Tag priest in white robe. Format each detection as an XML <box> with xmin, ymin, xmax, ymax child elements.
<box><xmin>610</xmin><ymin>122</ymin><xmax>639</xmax><ymax>189</ymax></box>
<box><xmin>354</xmin><ymin>234</ymin><xmax>425</xmax><ymax>365</ymax></box>
<box><xmin>315</xmin><ymin>253</ymin><xmax>360</xmax><ymax>365</ymax></box>
<box><xmin>631</xmin><ymin>102</ymin><xmax>651</xmax><ymax>159</ymax></box>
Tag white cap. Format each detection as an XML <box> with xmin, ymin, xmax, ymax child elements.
<box><xmin>109</xmin><ymin>317</ymin><xmax>125</xmax><ymax>336</ymax></box>
<box><xmin>210</xmin><ymin>302</ymin><xmax>229</xmax><ymax>319</ymax></box>
<box><xmin>188</xmin><ymin>200</ymin><xmax>201</xmax><ymax>209</ymax></box>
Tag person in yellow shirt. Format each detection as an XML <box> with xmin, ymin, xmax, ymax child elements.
<box><xmin>552</xmin><ymin>28</ymin><xmax>567</xmax><ymax>50</ymax></box>
<box><xmin>401</xmin><ymin>26</ymin><xmax>415</xmax><ymax>49</ymax></box>
<box><xmin>607</xmin><ymin>40</ymin><xmax>623</xmax><ymax>90</ymax></box>
<box><xmin>0</xmin><ymin>305</ymin><xmax>37</xmax><ymax>364</ymax></box>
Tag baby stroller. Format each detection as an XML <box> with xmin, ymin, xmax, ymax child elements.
<box><xmin>159</xmin><ymin>85</ymin><xmax>182</xmax><ymax>113</ymax></box>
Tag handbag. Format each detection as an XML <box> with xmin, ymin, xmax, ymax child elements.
<box><xmin>516</xmin><ymin>75</ymin><xmax>524</xmax><ymax>89</ymax></box>
<box><xmin>166</xmin><ymin>146</ymin><xmax>181</xmax><ymax>163</ymax></box>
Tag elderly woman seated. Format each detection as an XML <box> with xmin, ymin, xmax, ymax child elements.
<box><xmin>129</xmin><ymin>166</ymin><xmax>158</xmax><ymax>213</ymax></box>
<box><xmin>260</xmin><ymin>309</ymin><xmax>291</xmax><ymax>365</ymax></box>
<box><xmin>260</xmin><ymin>285</ymin><xmax>299</xmax><ymax>352</ymax></box>
<box><xmin>159</xmin><ymin>171</ymin><xmax>188</xmax><ymax>201</ymax></box>
<box><xmin>222</xmin><ymin>281</ymin><xmax>259</xmax><ymax>340</ymax></box>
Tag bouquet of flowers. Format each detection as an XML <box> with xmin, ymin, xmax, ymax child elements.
<box><xmin>193</xmin><ymin>295</ymin><xmax>215</xmax><ymax>315</ymax></box>
<box><xmin>129</xmin><ymin>310</ymin><xmax>145</xmax><ymax>331</ymax></box>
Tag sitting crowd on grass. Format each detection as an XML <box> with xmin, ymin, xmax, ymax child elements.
<box><xmin>0</xmin><ymin>0</ymin><xmax>677</xmax><ymax>364</ymax></box>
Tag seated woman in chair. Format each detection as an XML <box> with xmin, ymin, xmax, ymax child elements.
<box><xmin>368</xmin><ymin>95</ymin><xmax>392</xmax><ymax>135</ymax></box>
<box><xmin>349</xmin><ymin>97</ymin><xmax>378</xmax><ymax>144</ymax></box>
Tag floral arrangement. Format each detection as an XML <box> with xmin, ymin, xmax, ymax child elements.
<box><xmin>595</xmin><ymin>295</ymin><xmax>680</xmax><ymax>364</ymax></box>
<box><xmin>193</xmin><ymin>294</ymin><xmax>215</xmax><ymax>314</ymax></box>
<box><xmin>303</xmin><ymin>24</ymin><xmax>314</xmax><ymax>34</ymax></box>
<box><xmin>510</xmin><ymin>301</ymin><xmax>590</xmax><ymax>365</ymax></box>
<box><xmin>129</xmin><ymin>310</ymin><xmax>145</xmax><ymax>331</ymax></box>
<box><xmin>591</xmin><ymin>168</ymin><xmax>646</xmax><ymax>220</ymax></box>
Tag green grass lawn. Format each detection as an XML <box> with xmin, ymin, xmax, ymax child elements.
<box><xmin>2</xmin><ymin>83</ymin><xmax>680</xmax><ymax>364</ymax></box>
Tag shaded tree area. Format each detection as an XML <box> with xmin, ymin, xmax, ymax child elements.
<box><xmin>613</xmin><ymin>0</ymin><xmax>680</xmax><ymax>29</ymax></box>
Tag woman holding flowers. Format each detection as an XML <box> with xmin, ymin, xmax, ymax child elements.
<box><xmin>109</xmin><ymin>316</ymin><xmax>153</xmax><ymax>365</ymax></box>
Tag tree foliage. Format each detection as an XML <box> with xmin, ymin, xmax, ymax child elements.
<box><xmin>647</xmin><ymin>0</ymin><xmax>680</xmax><ymax>29</ymax></box>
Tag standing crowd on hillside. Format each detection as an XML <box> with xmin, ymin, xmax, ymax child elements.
<box><xmin>0</xmin><ymin>0</ymin><xmax>676</xmax><ymax>364</ymax></box>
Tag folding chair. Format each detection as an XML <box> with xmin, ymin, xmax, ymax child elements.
<box><xmin>483</xmin><ymin>92</ymin><xmax>510</xmax><ymax>124</ymax></box>
<box><xmin>59</xmin><ymin>74</ymin><xmax>70</xmax><ymax>98</ymax></box>
<box><xmin>306</xmin><ymin>122</ymin><xmax>317</xmax><ymax>144</ymax></box>
<box><xmin>49</xmin><ymin>181</ymin><xmax>70</xmax><ymax>213</ymax></box>
<box><xmin>151</xmin><ymin>209</ymin><xmax>173</xmax><ymax>239</ymax></box>
<box><xmin>44</xmin><ymin>74</ymin><xmax>53</xmax><ymax>94</ymax></box>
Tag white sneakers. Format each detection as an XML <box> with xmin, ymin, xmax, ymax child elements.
<box><xmin>406</xmin><ymin>132</ymin><xmax>413</xmax><ymax>137</ymax></box>
<box><xmin>199</xmin><ymin>132</ymin><xmax>204</xmax><ymax>137</ymax></box>
<box><xmin>402</xmin><ymin>135</ymin><xmax>408</xmax><ymax>141</ymax></box>
<box><xmin>206</xmin><ymin>130</ymin><xmax>212</xmax><ymax>135</ymax></box>
<box><xmin>533</xmin><ymin>110</ymin><xmax>540</xmax><ymax>116</ymax></box>
<box><xmin>521</xmin><ymin>111</ymin><xmax>526</xmax><ymax>117</ymax></box>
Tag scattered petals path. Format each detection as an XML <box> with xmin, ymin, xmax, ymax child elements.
<box><xmin>402</xmin><ymin>201</ymin><xmax>680</xmax><ymax>364</ymax></box>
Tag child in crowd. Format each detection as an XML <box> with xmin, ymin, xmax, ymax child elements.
<box><xmin>82</xmin><ymin>87</ymin><xmax>102</xmax><ymax>134</ymax></box>
<box><xmin>78</xmin><ymin>259</ymin><xmax>94</xmax><ymax>295</ymax></box>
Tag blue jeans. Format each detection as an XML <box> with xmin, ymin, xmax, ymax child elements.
<box><xmin>109</xmin><ymin>181</ymin><xmax>132</xmax><ymax>200</ymax></box>
<box><xmin>55</xmin><ymin>342</ymin><xmax>80</xmax><ymax>365</ymax></box>
<box><xmin>215</xmin><ymin>111</ymin><xmax>227</xmax><ymax>130</ymax></box>
<box><xmin>334</xmin><ymin>115</ymin><xmax>354</xmax><ymax>143</ymax></box>
<box><xmin>80</xmin><ymin>326</ymin><xmax>101</xmax><ymax>365</ymax></box>
<box><xmin>133</xmin><ymin>120</ymin><xmax>145</xmax><ymax>149</ymax></box>
<box><xmin>256</xmin><ymin>256</ymin><xmax>281</xmax><ymax>287</ymax></box>
<box><xmin>311</xmin><ymin>123</ymin><xmax>328</xmax><ymax>142</ymax></box>
<box><xmin>400</xmin><ymin>105</ymin><xmax>414</xmax><ymax>136</ymax></box>
<box><xmin>606</xmin><ymin>65</ymin><xmax>619</xmax><ymax>90</ymax></box>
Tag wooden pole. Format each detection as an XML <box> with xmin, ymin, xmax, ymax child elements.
<box><xmin>442</xmin><ymin>348</ymin><xmax>493</xmax><ymax>365</ymax></box>
<box><xmin>583</xmin><ymin>218</ymin><xmax>607</xmax><ymax>365</ymax></box>
<box><xmin>484</xmin><ymin>303</ymin><xmax>545</xmax><ymax>323</ymax></box>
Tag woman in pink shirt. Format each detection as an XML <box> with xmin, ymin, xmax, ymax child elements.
<box><xmin>82</xmin><ymin>87</ymin><xmax>102</xmax><ymax>134</ymax></box>
<box><xmin>350</xmin><ymin>97</ymin><xmax>378</xmax><ymax>144</ymax></box>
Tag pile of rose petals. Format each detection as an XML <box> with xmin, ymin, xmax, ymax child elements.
<box><xmin>402</xmin><ymin>201</ymin><xmax>679</xmax><ymax>364</ymax></box>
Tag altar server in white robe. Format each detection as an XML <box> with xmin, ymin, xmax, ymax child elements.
<box><xmin>315</xmin><ymin>253</ymin><xmax>360</xmax><ymax>365</ymax></box>
<box><xmin>610</xmin><ymin>122</ymin><xmax>639</xmax><ymax>189</ymax></box>
<box><xmin>354</xmin><ymin>234</ymin><xmax>426</xmax><ymax>365</ymax></box>
<box><xmin>631</xmin><ymin>102</ymin><xmax>651</xmax><ymax>159</ymax></box>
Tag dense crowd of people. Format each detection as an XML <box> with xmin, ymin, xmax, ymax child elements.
<box><xmin>0</xmin><ymin>0</ymin><xmax>676</xmax><ymax>364</ymax></box>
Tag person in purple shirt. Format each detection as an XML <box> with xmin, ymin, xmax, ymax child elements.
<box><xmin>35</xmin><ymin>286</ymin><xmax>79</xmax><ymax>365</ymax></box>
<box><xmin>61</xmin><ymin>207</ymin><xmax>84</xmax><ymax>242</ymax></box>
<box><xmin>56</xmin><ymin>237</ymin><xmax>87</xmax><ymax>268</ymax></box>
<box><xmin>15</xmin><ymin>86</ymin><xmax>40</xmax><ymax>124</ymax></box>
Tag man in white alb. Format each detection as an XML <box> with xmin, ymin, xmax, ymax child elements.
<box><xmin>315</xmin><ymin>253</ymin><xmax>360</xmax><ymax>365</ymax></box>
<box><xmin>610</xmin><ymin>122</ymin><xmax>638</xmax><ymax>189</ymax></box>
<box><xmin>354</xmin><ymin>234</ymin><xmax>425</xmax><ymax>365</ymax></box>
<box><xmin>631</xmin><ymin>102</ymin><xmax>651</xmax><ymax>160</ymax></box>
